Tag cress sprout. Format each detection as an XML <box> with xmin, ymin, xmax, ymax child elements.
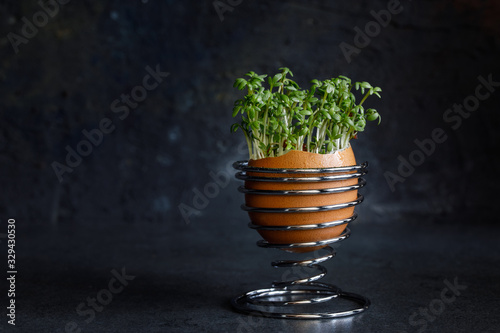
<box><xmin>231</xmin><ymin>67</ymin><xmax>382</xmax><ymax>160</ymax></box>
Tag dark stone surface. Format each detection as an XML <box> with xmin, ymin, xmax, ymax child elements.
<box><xmin>0</xmin><ymin>0</ymin><xmax>499</xmax><ymax>332</ymax></box>
<box><xmin>1</xmin><ymin>216</ymin><xmax>499</xmax><ymax>332</ymax></box>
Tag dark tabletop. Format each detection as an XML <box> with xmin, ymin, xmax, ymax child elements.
<box><xmin>2</xmin><ymin>204</ymin><xmax>499</xmax><ymax>333</ymax></box>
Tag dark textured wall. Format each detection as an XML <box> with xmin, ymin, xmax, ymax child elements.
<box><xmin>1</xmin><ymin>0</ymin><xmax>499</xmax><ymax>227</ymax></box>
<box><xmin>1</xmin><ymin>1</ymin><xmax>500</xmax><ymax>332</ymax></box>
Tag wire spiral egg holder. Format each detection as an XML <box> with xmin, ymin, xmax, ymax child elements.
<box><xmin>231</xmin><ymin>161</ymin><xmax>370</xmax><ymax>319</ymax></box>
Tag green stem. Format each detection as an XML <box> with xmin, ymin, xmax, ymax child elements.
<box><xmin>243</xmin><ymin>131</ymin><xmax>252</xmax><ymax>159</ymax></box>
<box><xmin>359</xmin><ymin>91</ymin><xmax>370</xmax><ymax>106</ymax></box>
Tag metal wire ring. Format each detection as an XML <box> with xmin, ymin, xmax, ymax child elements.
<box><xmin>256</xmin><ymin>228</ymin><xmax>351</xmax><ymax>248</ymax></box>
<box><xmin>233</xmin><ymin>161</ymin><xmax>369</xmax><ymax>174</ymax></box>
<box><xmin>248</xmin><ymin>213</ymin><xmax>357</xmax><ymax>231</ymax></box>
<box><xmin>241</xmin><ymin>195</ymin><xmax>363</xmax><ymax>213</ymax></box>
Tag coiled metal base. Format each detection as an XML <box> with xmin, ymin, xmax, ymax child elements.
<box><xmin>231</xmin><ymin>161</ymin><xmax>370</xmax><ymax>319</ymax></box>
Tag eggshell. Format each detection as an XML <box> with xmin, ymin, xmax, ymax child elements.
<box><xmin>245</xmin><ymin>146</ymin><xmax>358</xmax><ymax>253</ymax></box>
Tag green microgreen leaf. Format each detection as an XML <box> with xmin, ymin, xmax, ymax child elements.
<box><xmin>231</xmin><ymin>69</ymin><xmax>382</xmax><ymax>159</ymax></box>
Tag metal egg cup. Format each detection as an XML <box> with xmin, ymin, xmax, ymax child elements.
<box><xmin>231</xmin><ymin>161</ymin><xmax>370</xmax><ymax>319</ymax></box>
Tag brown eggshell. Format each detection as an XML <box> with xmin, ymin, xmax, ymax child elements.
<box><xmin>245</xmin><ymin>146</ymin><xmax>359</xmax><ymax>253</ymax></box>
